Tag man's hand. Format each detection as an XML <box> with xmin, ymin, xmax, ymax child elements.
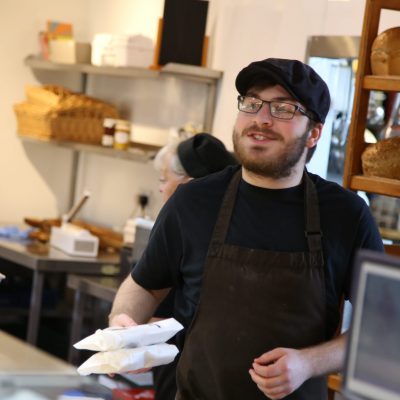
<box><xmin>249</xmin><ymin>335</ymin><xmax>347</xmax><ymax>398</ymax></box>
<box><xmin>109</xmin><ymin>313</ymin><xmax>137</xmax><ymax>328</ymax></box>
<box><xmin>249</xmin><ymin>347</ymin><xmax>312</xmax><ymax>399</ymax></box>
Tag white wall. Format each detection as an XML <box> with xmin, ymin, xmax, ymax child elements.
<box><xmin>1</xmin><ymin>0</ymin><xmax>399</xmax><ymax>229</ymax></box>
<box><xmin>87</xmin><ymin>0</ymin><xmax>163</xmax><ymax>38</ymax></box>
<box><xmin>0</xmin><ymin>0</ymin><xmax>89</xmax><ymax>223</ymax></box>
<box><xmin>209</xmin><ymin>0</ymin><xmax>366</xmax><ymax>147</ymax></box>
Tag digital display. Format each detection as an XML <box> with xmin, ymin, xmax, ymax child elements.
<box><xmin>346</xmin><ymin>259</ymin><xmax>400</xmax><ymax>400</ymax></box>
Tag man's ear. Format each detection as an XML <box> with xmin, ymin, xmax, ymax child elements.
<box><xmin>306</xmin><ymin>123</ymin><xmax>323</xmax><ymax>149</ymax></box>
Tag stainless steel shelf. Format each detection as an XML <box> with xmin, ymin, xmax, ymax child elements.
<box><xmin>19</xmin><ymin>135</ymin><xmax>158</xmax><ymax>163</ymax></box>
<box><xmin>24</xmin><ymin>55</ymin><xmax>223</xmax><ymax>84</ymax></box>
<box><xmin>22</xmin><ymin>54</ymin><xmax>222</xmax><ymax>209</ymax></box>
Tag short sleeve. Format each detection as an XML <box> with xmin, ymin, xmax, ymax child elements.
<box><xmin>132</xmin><ymin>196</ymin><xmax>182</xmax><ymax>290</ymax></box>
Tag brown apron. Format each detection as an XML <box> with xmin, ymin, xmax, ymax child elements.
<box><xmin>176</xmin><ymin>169</ymin><xmax>328</xmax><ymax>400</ymax></box>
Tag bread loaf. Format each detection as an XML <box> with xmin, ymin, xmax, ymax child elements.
<box><xmin>361</xmin><ymin>136</ymin><xmax>400</xmax><ymax>179</ymax></box>
<box><xmin>371</xmin><ymin>27</ymin><xmax>400</xmax><ymax>75</ymax></box>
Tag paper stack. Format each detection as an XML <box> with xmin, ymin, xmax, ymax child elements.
<box><xmin>74</xmin><ymin>318</ymin><xmax>183</xmax><ymax>376</ymax></box>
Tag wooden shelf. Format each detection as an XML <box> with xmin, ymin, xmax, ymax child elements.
<box><xmin>327</xmin><ymin>374</ymin><xmax>342</xmax><ymax>393</ymax></box>
<box><xmin>24</xmin><ymin>55</ymin><xmax>223</xmax><ymax>85</ymax></box>
<box><xmin>363</xmin><ymin>75</ymin><xmax>400</xmax><ymax>92</ymax></box>
<box><xmin>379</xmin><ymin>0</ymin><xmax>400</xmax><ymax>10</ymax></box>
<box><xmin>384</xmin><ymin>243</ymin><xmax>400</xmax><ymax>256</ymax></box>
<box><xmin>380</xmin><ymin>227</ymin><xmax>400</xmax><ymax>241</ymax></box>
<box><xmin>19</xmin><ymin>135</ymin><xmax>159</xmax><ymax>163</ymax></box>
<box><xmin>349</xmin><ymin>175</ymin><xmax>400</xmax><ymax>197</ymax></box>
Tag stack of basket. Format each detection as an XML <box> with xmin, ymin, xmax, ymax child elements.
<box><xmin>14</xmin><ymin>84</ymin><xmax>119</xmax><ymax>144</ymax></box>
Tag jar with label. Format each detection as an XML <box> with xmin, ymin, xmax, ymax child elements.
<box><xmin>114</xmin><ymin>119</ymin><xmax>131</xmax><ymax>150</ymax></box>
<box><xmin>101</xmin><ymin>118</ymin><xmax>115</xmax><ymax>147</ymax></box>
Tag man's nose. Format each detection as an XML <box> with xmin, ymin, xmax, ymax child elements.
<box><xmin>254</xmin><ymin>103</ymin><xmax>273</xmax><ymax>125</ymax></box>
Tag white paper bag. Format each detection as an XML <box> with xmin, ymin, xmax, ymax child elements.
<box><xmin>77</xmin><ymin>343</ymin><xmax>179</xmax><ymax>376</ymax></box>
<box><xmin>74</xmin><ymin>318</ymin><xmax>183</xmax><ymax>351</ymax></box>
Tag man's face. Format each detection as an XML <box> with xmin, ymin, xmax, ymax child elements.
<box><xmin>233</xmin><ymin>84</ymin><xmax>313</xmax><ymax>179</ymax></box>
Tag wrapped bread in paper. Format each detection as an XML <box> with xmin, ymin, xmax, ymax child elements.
<box><xmin>77</xmin><ymin>343</ymin><xmax>179</xmax><ymax>375</ymax></box>
<box><xmin>74</xmin><ymin>318</ymin><xmax>183</xmax><ymax>351</ymax></box>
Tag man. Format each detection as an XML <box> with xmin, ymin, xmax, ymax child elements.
<box><xmin>109</xmin><ymin>58</ymin><xmax>383</xmax><ymax>399</ymax></box>
<box><xmin>115</xmin><ymin>133</ymin><xmax>237</xmax><ymax>400</ymax></box>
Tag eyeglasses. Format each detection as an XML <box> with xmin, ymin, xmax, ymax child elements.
<box><xmin>237</xmin><ymin>95</ymin><xmax>311</xmax><ymax>120</ymax></box>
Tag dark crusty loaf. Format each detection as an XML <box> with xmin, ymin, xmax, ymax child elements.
<box><xmin>361</xmin><ymin>136</ymin><xmax>400</xmax><ymax>179</ymax></box>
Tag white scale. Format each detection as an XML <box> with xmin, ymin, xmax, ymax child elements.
<box><xmin>50</xmin><ymin>191</ymin><xmax>99</xmax><ymax>257</ymax></box>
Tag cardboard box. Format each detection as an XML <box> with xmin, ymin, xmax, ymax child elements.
<box><xmin>49</xmin><ymin>40</ymin><xmax>91</xmax><ymax>64</ymax></box>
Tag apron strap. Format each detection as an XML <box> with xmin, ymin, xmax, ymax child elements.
<box><xmin>304</xmin><ymin>170</ymin><xmax>323</xmax><ymax>253</ymax></box>
<box><xmin>208</xmin><ymin>169</ymin><xmax>242</xmax><ymax>249</ymax></box>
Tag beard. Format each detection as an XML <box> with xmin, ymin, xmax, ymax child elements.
<box><xmin>233</xmin><ymin>124</ymin><xmax>309</xmax><ymax>179</ymax></box>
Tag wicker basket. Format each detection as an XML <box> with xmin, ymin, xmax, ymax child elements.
<box><xmin>25</xmin><ymin>84</ymin><xmax>73</xmax><ymax>107</ymax></box>
<box><xmin>14</xmin><ymin>85</ymin><xmax>119</xmax><ymax>144</ymax></box>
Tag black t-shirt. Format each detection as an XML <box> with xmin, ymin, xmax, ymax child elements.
<box><xmin>132</xmin><ymin>165</ymin><xmax>383</xmax><ymax>345</ymax></box>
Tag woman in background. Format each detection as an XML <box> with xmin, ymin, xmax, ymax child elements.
<box><xmin>155</xmin><ymin>132</ymin><xmax>238</xmax><ymax>202</ymax></box>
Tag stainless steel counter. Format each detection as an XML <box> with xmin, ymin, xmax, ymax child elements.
<box><xmin>0</xmin><ymin>329</ymin><xmax>76</xmax><ymax>375</ymax></box>
<box><xmin>67</xmin><ymin>274</ymin><xmax>122</xmax><ymax>364</ymax></box>
<box><xmin>0</xmin><ymin>238</ymin><xmax>120</xmax><ymax>345</ymax></box>
<box><xmin>0</xmin><ymin>330</ymin><xmax>112</xmax><ymax>399</ymax></box>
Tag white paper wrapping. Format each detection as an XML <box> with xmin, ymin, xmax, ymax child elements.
<box><xmin>77</xmin><ymin>343</ymin><xmax>179</xmax><ymax>376</ymax></box>
<box><xmin>74</xmin><ymin>318</ymin><xmax>183</xmax><ymax>351</ymax></box>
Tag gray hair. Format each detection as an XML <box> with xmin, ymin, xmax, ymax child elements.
<box><xmin>154</xmin><ymin>141</ymin><xmax>188</xmax><ymax>176</ymax></box>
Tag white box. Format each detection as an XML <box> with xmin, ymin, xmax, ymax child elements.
<box><xmin>91</xmin><ymin>34</ymin><xmax>154</xmax><ymax>67</ymax></box>
<box><xmin>49</xmin><ymin>40</ymin><xmax>91</xmax><ymax>64</ymax></box>
<box><xmin>131</xmin><ymin>124</ymin><xmax>169</xmax><ymax>147</ymax></box>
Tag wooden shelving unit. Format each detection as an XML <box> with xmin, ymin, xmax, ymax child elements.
<box><xmin>342</xmin><ymin>0</ymin><xmax>400</xmax><ymax>255</ymax></box>
<box><xmin>343</xmin><ymin>0</ymin><xmax>400</xmax><ymax>198</ymax></box>
<box><xmin>329</xmin><ymin>3</ymin><xmax>400</xmax><ymax>398</ymax></box>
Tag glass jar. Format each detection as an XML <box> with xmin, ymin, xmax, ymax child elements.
<box><xmin>101</xmin><ymin>118</ymin><xmax>115</xmax><ymax>147</ymax></box>
<box><xmin>113</xmin><ymin>119</ymin><xmax>131</xmax><ymax>150</ymax></box>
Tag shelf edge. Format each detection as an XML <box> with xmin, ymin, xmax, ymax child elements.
<box><xmin>349</xmin><ymin>175</ymin><xmax>400</xmax><ymax>196</ymax></box>
<box><xmin>24</xmin><ymin>55</ymin><xmax>222</xmax><ymax>82</ymax></box>
<box><xmin>18</xmin><ymin>135</ymin><xmax>157</xmax><ymax>163</ymax></box>
<box><xmin>363</xmin><ymin>75</ymin><xmax>400</xmax><ymax>92</ymax></box>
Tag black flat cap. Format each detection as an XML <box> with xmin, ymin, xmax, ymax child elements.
<box><xmin>177</xmin><ymin>133</ymin><xmax>238</xmax><ymax>178</ymax></box>
<box><xmin>235</xmin><ymin>58</ymin><xmax>330</xmax><ymax>123</ymax></box>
